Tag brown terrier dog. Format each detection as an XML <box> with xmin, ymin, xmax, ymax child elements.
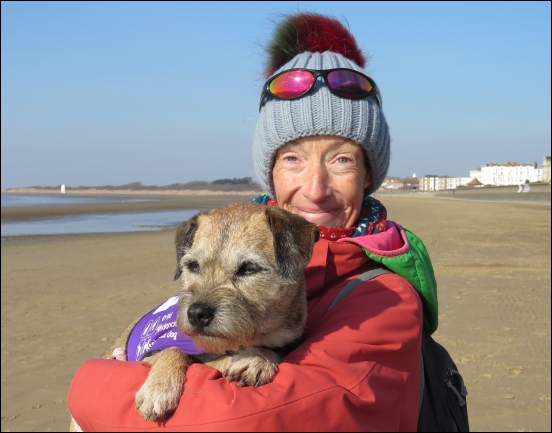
<box><xmin>129</xmin><ymin>202</ymin><xmax>319</xmax><ymax>421</ymax></box>
<box><xmin>70</xmin><ymin>203</ymin><xmax>318</xmax><ymax>430</ymax></box>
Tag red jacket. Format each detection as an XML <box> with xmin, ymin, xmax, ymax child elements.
<box><xmin>68</xmin><ymin>234</ymin><xmax>423</xmax><ymax>431</ymax></box>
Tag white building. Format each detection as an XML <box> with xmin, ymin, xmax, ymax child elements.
<box><xmin>469</xmin><ymin>162</ymin><xmax>542</xmax><ymax>186</ymax></box>
<box><xmin>418</xmin><ymin>177</ymin><xmax>437</xmax><ymax>191</ymax></box>
<box><xmin>418</xmin><ymin>159</ymin><xmax>547</xmax><ymax>191</ymax></box>
<box><xmin>418</xmin><ymin>176</ymin><xmax>471</xmax><ymax>191</ymax></box>
<box><xmin>542</xmin><ymin>156</ymin><xmax>551</xmax><ymax>183</ymax></box>
<box><xmin>444</xmin><ymin>177</ymin><xmax>472</xmax><ymax>189</ymax></box>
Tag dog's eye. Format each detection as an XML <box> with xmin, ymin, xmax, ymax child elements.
<box><xmin>186</xmin><ymin>261</ymin><xmax>200</xmax><ymax>273</ymax></box>
<box><xmin>235</xmin><ymin>262</ymin><xmax>263</xmax><ymax>277</ymax></box>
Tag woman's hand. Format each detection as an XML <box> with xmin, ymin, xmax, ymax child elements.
<box><xmin>111</xmin><ymin>348</ymin><xmax>127</xmax><ymax>361</ymax></box>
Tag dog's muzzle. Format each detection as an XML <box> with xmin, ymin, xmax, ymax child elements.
<box><xmin>187</xmin><ymin>302</ymin><xmax>215</xmax><ymax>329</ymax></box>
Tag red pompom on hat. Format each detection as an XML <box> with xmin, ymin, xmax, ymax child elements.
<box><xmin>265</xmin><ymin>13</ymin><xmax>366</xmax><ymax>78</ymax></box>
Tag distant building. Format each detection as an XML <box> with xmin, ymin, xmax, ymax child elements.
<box><xmin>418</xmin><ymin>175</ymin><xmax>471</xmax><ymax>191</ymax></box>
<box><xmin>418</xmin><ymin>176</ymin><xmax>437</xmax><ymax>192</ymax></box>
<box><xmin>469</xmin><ymin>162</ymin><xmax>542</xmax><ymax>186</ymax></box>
<box><xmin>61</xmin><ymin>184</ymin><xmax>66</xmax><ymax>194</ymax></box>
<box><xmin>418</xmin><ymin>157</ymin><xmax>548</xmax><ymax>191</ymax></box>
<box><xmin>465</xmin><ymin>177</ymin><xmax>483</xmax><ymax>188</ymax></box>
<box><xmin>444</xmin><ymin>177</ymin><xmax>472</xmax><ymax>189</ymax></box>
<box><xmin>397</xmin><ymin>177</ymin><xmax>419</xmax><ymax>190</ymax></box>
<box><xmin>543</xmin><ymin>156</ymin><xmax>551</xmax><ymax>183</ymax></box>
<box><xmin>379</xmin><ymin>176</ymin><xmax>401</xmax><ymax>190</ymax></box>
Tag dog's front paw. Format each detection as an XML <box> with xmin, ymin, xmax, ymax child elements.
<box><xmin>224</xmin><ymin>348</ymin><xmax>280</xmax><ymax>387</ymax></box>
<box><xmin>135</xmin><ymin>372</ymin><xmax>185</xmax><ymax>422</ymax></box>
<box><xmin>135</xmin><ymin>348</ymin><xmax>189</xmax><ymax>422</ymax></box>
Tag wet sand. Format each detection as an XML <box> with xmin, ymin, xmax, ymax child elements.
<box><xmin>1</xmin><ymin>193</ymin><xmax>257</xmax><ymax>222</ymax></box>
<box><xmin>1</xmin><ymin>194</ymin><xmax>550</xmax><ymax>431</ymax></box>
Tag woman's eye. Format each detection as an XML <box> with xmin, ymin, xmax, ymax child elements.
<box><xmin>284</xmin><ymin>156</ymin><xmax>298</xmax><ymax>162</ymax></box>
<box><xmin>186</xmin><ymin>261</ymin><xmax>200</xmax><ymax>273</ymax></box>
<box><xmin>337</xmin><ymin>157</ymin><xmax>350</xmax><ymax>164</ymax></box>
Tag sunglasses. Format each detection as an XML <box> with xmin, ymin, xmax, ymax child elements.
<box><xmin>259</xmin><ymin>68</ymin><xmax>381</xmax><ymax>111</ymax></box>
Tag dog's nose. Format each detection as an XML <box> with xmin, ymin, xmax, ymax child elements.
<box><xmin>187</xmin><ymin>303</ymin><xmax>215</xmax><ymax>328</ymax></box>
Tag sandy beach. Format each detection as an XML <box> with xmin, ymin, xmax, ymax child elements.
<box><xmin>1</xmin><ymin>193</ymin><xmax>550</xmax><ymax>431</ymax></box>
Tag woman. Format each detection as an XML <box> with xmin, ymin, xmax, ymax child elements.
<box><xmin>68</xmin><ymin>13</ymin><xmax>437</xmax><ymax>431</ymax></box>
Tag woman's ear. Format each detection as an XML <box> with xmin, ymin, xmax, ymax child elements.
<box><xmin>363</xmin><ymin>152</ymin><xmax>371</xmax><ymax>182</ymax></box>
<box><xmin>362</xmin><ymin>153</ymin><xmax>372</xmax><ymax>194</ymax></box>
<box><xmin>364</xmin><ymin>172</ymin><xmax>372</xmax><ymax>189</ymax></box>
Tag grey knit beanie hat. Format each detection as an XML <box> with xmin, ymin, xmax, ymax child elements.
<box><xmin>253</xmin><ymin>14</ymin><xmax>390</xmax><ymax>198</ymax></box>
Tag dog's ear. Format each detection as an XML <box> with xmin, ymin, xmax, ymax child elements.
<box><xmin>173</xmin><ymin>214</ymin><xmax>201</xmax><ymax>281</ymax></box>
<box><xmin>265</xmin><ymin>207</ymin><xmax>320</xmax><ymax>283</ymax></box>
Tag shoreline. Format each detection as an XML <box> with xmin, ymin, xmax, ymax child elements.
<box><xmin>0</xmin><ymin>228</ymin><xmax>176</xmax><ymax>243</ymax></box>
<box><xmin>1</xmin><ymin>193</ymin><xmax>258</xmax><ymax>223</ymax></box>
<box><xmin>1</xmin><ymin>188</ymin><xmax>263</xmax><ymax>196</ymax></box>
<box><xmin>2</xmin><ymin>190</ymin><xmax>549</xmax><ymax>224</ymax></box>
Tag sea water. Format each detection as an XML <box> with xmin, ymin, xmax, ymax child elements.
<box><xmin>1</xmin><ymin>194</ymin><xmax>153</xmax><ymax>207</ymax></box>
<box><xmin>1</xmin><ymin>209</ymin><xmax>200</xmax><ymax>237</ymax></box>
<box><xmin>1</xmin><ymin>195</ymin><xmax>198</xmax><ymax>237</ymax></box>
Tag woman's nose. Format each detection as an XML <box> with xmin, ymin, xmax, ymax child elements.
<box><xmin>302</xmin><ymin>163</ymin><xmax>331</xmax><ymax>203</ymax></box>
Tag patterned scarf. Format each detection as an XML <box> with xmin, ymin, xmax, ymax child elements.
<box><xmin>253</xmin><ymin>194</ymin><xmax>387</xmax><ymax>238</ymax></box>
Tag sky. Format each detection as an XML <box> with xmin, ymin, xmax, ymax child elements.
<box><xmin>1</xmin><ymin>1</ymin><xmax>550</xmax><ymax>188</ymax></box>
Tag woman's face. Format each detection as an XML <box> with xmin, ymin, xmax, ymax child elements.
<box><xmin>272</xmin><ymin>136</ymin><xmax>370</xmax><ymax>228</ymax></box>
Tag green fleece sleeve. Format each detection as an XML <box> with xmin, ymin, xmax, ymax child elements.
<box><xmin>363</xmin><ymin>226</ymin><xmax>439</xmax><ymax>334</ymax></box>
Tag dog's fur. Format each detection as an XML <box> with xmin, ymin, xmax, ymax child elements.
<box><xmin>70</xmin><ymin>202</ymin><xmax>318</xmax><ymax>427</ymax></box>
<box><xmin>136</xmin><ymin>202</ymin><xmax>319</xmax><ymax>420</ymax></box>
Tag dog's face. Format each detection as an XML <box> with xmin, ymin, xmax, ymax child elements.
<box><xmin>173</xmin><ymin>202</ymin><xmax>319</xmax><ymax>353</ymax></box>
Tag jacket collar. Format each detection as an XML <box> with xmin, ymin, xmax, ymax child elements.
<box><xmin>305</xmin><ymin>239</ymin><xmax>372</xmax><ymax>299</ymax></box>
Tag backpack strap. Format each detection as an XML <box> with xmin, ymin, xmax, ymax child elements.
<box><xmin>419</xmin><ymin>352</ymin><xmax>425</xmax><ymax>416</ymax></box>
<box><xmin>327</xmin><ymin>266</ymin><xmax>393</xmax><ymax>311</ymax></box>
<box><xmin>327</xmin><ymin>265</ymin><xmax>426</xmax><ymax>418</ymax></box>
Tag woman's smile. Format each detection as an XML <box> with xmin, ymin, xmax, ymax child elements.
<box><xmin>272</xmin><ymin>135</ymin><xmax>370</xmax><ymax>228</ymax></box>
<box><xmin>291</xmin><ymin>206</ymin><xmax>341</xmax><ymax>224</ymax></box>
